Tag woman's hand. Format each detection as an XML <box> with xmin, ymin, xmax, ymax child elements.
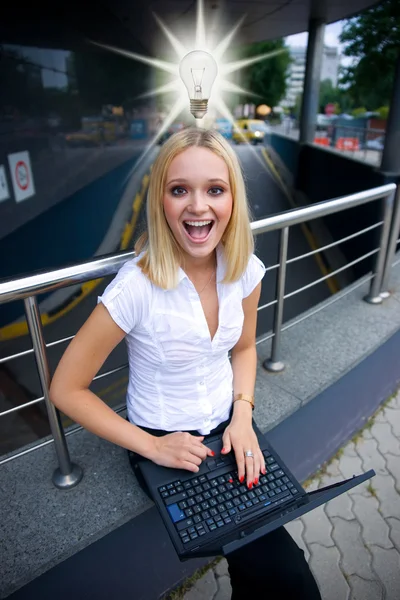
<box><xmin>150</xmin><ymin>432</ymin><xmax>214</xmax><ymax>473</ymax></box>
<box><xmin>221</xmin><ymin>418</ymin><xmax>266</xmax><ymax>488</ymax></box>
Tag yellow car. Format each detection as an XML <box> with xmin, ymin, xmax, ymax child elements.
<box><xmin>232</xmin><ymin>119</ymin><xmax>268</xmax><ymax>145</ymax></box>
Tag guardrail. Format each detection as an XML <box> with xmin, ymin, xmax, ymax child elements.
<box><xmin>0</xmin><ymin>183</ymin><xmax>398</xmax><ymax>488</ymax></box>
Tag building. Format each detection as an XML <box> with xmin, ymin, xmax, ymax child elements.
<box><xmin>281</xmin><ymin>45</ymin><xmax>339</xmax><ymax>108</ymax></box>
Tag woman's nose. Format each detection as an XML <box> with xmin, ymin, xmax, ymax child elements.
<box><xmin>188</xmin><ymin>192</ymin><xmax>209</xmax><ymax>214</ymax></box>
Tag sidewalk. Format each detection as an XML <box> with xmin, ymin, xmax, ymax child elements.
<box><xmin>178</xmin><ymin>389</ymin><xmax>400</xmax><ymax>600</ymax></box>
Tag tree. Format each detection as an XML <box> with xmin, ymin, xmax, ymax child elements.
<box><xmin>238</xmin><ymin>39</ymin><xmax>291</xmax><ymax>108</ymax></box>
<box><xmin>339</xmin><ymin>0</ymin><xmax>400</xmax><ymax>109</ymax></box>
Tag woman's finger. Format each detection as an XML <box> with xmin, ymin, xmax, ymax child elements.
<box><xmin>245</xmin><ymin>454</ymin><xmax>255</xmax><ymax>488</ymax></box>
<box><xmin>234</xmin><ymin>447</ymin><xmax>246</xmax><ymax>483</ymax></box>
<box><xmin>180</xmin><ymin>460</ymin><xmax>200</xmax><ymax>473</ymax></box>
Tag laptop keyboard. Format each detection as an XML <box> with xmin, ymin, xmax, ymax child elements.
<box><xmin>158</xmin><ymin>449</ymin><xmax>301</xmax><ymax>546</ymax></box>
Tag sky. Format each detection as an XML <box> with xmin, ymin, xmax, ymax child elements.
<box><xmin>285</xmin><ymin>20</ymin><xmax>352</xmax><ymax>66</ymax></box>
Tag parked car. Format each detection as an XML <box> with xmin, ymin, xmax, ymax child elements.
<box><xmin>365</xmin><ymin>136</ymin><xmax>384</xmax><ymax>151</ymax></box>
<box><xmin>232</xmin><ymin>119</ymin><xmax>268</xmax><ymax>145</ymax></box>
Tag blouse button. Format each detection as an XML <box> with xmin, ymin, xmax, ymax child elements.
<box><xmin>199</xmin><ymin>381</ymin><xmax>204</xmax><ymax>386</ymax></box>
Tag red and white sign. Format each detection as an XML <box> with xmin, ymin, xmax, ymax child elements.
<box><xmin>325</xmin><ymin>103</ymin><xmax>336</xmax><ymax>116</ymax></box>
<box><xmin>8</xmin><ymin>151</ymin><xmax>36</xmax><ymax>202</ymax></box>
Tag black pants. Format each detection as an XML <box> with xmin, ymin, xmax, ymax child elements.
<box><xmin>127</xmin><ymin>419</ymin><xmax>321</xmax><ymax>600</ymax></box>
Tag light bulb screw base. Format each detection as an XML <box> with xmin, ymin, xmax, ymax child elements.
<box><xmin>190</xmin><ymin>99</ymin><xmax>208</xmax><ymax>119</ymax></box>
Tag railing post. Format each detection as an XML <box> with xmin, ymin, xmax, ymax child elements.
<box><xmin>24</xmin><ymin>296</ymin><xmax>83</xmax><ymax>489</ymax></box>
<box><xmin>380</xmin><ymin>185</ymin><xmax>400</xmax><ymax>299</ymax></box>
<box><xmin>263</xmin><ymin>227</ymin><xmax>289</xmax><ymax>372</ymax></box>
<box><xmin>364</xmin><ymin>189</ymin><xmax>396</xmax><ymax>304</ymax></box>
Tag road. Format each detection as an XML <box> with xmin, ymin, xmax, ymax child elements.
<box><xmin>0</xmin><ymin>143</ymin><xmax>332</xmax><ymax>456</ymax></box>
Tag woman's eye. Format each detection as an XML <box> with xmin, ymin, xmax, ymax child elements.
<box><xmin>208</xmin><ymin>187</ymin><xmax>224</xmax><ymax>195</ymax></box>
<box><xmin>171</xmin><ymin>186</ymin><xmax>187</xmax><ymax>196</ymax></box>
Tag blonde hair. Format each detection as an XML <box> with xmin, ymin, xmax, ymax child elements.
<box><xmin>135</xmin><ymin>127</ymin><xmax>254</xmax><ymax>289</ymax></box>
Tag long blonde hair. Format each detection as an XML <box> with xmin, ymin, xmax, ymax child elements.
<box><xmin>135</xmin><ymin>127</ymin><xmax>254</xmax><ymax>289</ymax></box>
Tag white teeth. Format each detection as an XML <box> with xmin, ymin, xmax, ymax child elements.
<box><xmin>184</xmin><ymin>220</ymin><xmax>212</xmax><ymax>227</ymax></box>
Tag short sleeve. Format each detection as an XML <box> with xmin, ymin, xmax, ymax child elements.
<box><xmin>242</xmin><ymin>254</ymin><xmax>266</xmax><ymax>298</ymax></box>
<box><xmin>97</xmin><ymin>259</ymin><xmax>148</xmax><ymax>333</ymax></box>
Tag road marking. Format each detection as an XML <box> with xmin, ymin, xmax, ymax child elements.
<box><xmin>260</xmin><ymin>147</ymin><xmax>338</xmax><ymax>295</ymax></box>
<box><xmin>0</xmin><ymin>170</ymin><xmax>150</xmax><ymax>341</ymax></box>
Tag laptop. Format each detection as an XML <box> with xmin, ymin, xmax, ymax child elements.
<box><xmin>138</xmin><ymin>421</ymin><xmax>374</xmax><ymax>560</ymax></box>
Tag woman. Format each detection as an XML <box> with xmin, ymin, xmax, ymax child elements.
<box><xmin>50</xmin><ymin>128</ymin><xmax>321</xmax><ymax>599</ymax></box>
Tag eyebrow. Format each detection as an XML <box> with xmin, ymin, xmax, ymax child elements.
<box><xmin>167</xmin><ymin>178</ymin><xmax>229</xmax><ymax>186</ymax></box>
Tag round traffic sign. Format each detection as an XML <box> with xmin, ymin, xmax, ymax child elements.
<box><xmin>15</xmin><ymin>160</ymin><xmax>29</xmax><ymax>191</ymax></box>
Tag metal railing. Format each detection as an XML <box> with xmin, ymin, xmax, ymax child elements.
<box><xmin>0</xmin><ymin>182</ymin><xmax>398</xmax><ymax>488</ymax></box>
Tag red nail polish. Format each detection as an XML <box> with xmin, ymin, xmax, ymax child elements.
<box><xmin>228</xmin><ymin>478</ymin><xmax>233</xmax><ymax>483</ymax></box>
<box><xmin>239</xmin><ymin>476</ymin><xmax>244</xmax><ymax>483</ymax></box>
<box><xmin>221</xmin><ymin>448</ymin><xmax>226</xmax><ymax>453</ymax></box>
<box><xmin>248</xmin><ymin>482</ymin><xmax>253</xmax><ymax>489</ymax></box>
<box><xmin>254</xmin><ymin>478</ymin><xmax>259</xmax><ymax>485</ymax></box>
<box><xmin>210</xmin><ymin>451</ymin><xmax>215</xmax><ymax>456</ymax></box>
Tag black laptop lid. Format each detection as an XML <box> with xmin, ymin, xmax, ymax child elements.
<box><xmin>221</xmin><ymin>469</ymin><xmax>375</xmax><ymax>555</ymax></box>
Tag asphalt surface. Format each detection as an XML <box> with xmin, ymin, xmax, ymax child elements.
<box><xmin>0</xmin><ymin>143</ymin><xmax>331</xmax><ymax>456</ymax></box>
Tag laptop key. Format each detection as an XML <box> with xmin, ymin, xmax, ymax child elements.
<box><xmin>282</xmin><ymin>476</ymin><xmax>289</xmax><ymax>483</ymax></box>
<box><xmin>183</xmin><ymin>482</ymin><xmax>192</xmax><ymax>490</ymax></box>
<box><xmin>178</xmin><ymin>501</ymin><xmax>188</xmax><ymax>510</ymax></box>
<box><xmin>228</xmin><ymin>508</ymin><xmax>237</xmax><ymax>516</ymax></box>
<box><xmin>165</xmin><ymin>492</ymin><xmax>188</xmax><ymax>506</ymax></box>
<box><xmin>161</xmin><ymin>492</ymin><xmax>169</xmax><ymax>499</ymax></box>
<box><xmin>176</xmin><ymin>518</ymin><xmax>193</xmax><ymax>531</ymax></box>
<box><xmin>210</xmin><ymin>508</ymin><xmax>218</xmax><ymax>517</ymax></box>
<box><xmin>167</xmin><ymin>504</ymin><xmax>186</xmax><ymax>523</ymax></box>
<box><xmin>194</xmin><ymin>505</ymin><xmax>202</xmax><ymax>514</ymax></box>
<box><xmin>182</xmin><ymin>536</ymin><xmax>190</xmax><ymax>544</ymax></box>
<box><xmin>199</xmin><ymin>475</ymin><xmax>207</xmax><ymax>483</ymax></box>
<box><xmin>217</xmin><ymin>520</ymin><xmax>224</xmax><ymax>528</ymax></box>
<box><xmin>185</xmin><ymin>508</ymin><xmax>194</xmax><ymax>517</ymax></box>
<box><xmin>275</xmin><ymin>470</ymin><xmax>285</xmax><ymax>478</ymax></box>
<box><xmin>193</xmin><ymin>515</ymin><xmax>202</xmax><ymax>524</ymax></box>
<box><xmin>187</xmin><ymin>498</ymin><xmax>196</xmax><ymax>507</ymax></box>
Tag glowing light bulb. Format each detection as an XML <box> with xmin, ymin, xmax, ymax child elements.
<box><xmin>179</xmin><ymin>50</ymin><xmax>218</xmax><ymax>119</ymax></box>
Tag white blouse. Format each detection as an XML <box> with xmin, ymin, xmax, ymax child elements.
<box><xmin>99</xmin><ymin>246</ymin><xmax>266</xmax><ymax>435</ymax></box>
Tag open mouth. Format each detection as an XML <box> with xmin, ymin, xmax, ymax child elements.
<box><xmin>183</xmin><ymin>220</ymin><xmax>214</xmax><ymax>242</ymax></box>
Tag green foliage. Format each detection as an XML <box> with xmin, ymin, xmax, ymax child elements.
<box><xmin>339</xmin><ymin>0</ymin><xmax>400</xmax><ymax>108</ymax></box>
<box><xmin>238</xmin><ymin>39</ymin><xmax>291</xmax><ymax>108</ymax></box>
<box><xmin>352</xmin><ymin>107</ymin><xmax>368</xmax><ymax>117</ymax></box>
<box><xmin>375</xmin><ymin>106</ymin><xmax>390</xmax><ymax>119</ymax></box>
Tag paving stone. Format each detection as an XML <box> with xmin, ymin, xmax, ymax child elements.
<box><xmin>325</xmin><ymin>490</ymin><xmax>355</xmax><ymax>521</ymax></box>
<box><xmin>355</xmin><ymin>437</ymin><xmax>387</xmax><ymax>476</ymax></box>
<box><xmin>301</xmin><ymin>505</ymin><xmax>334</xmax><ymax>547</ymax></box>
<box><xmin>214</xmin><ymin>559</ymin><xmax>228</xmax><ymax>578</ymax></box>
<box><xmin>368</xmin><ymin>545</ymin><xmax>400</xmax><ymax>600</ymax></box>
<box><xmin>387</xmin><ymin>517</ymin><xmax>400</xmax><ymax>551</ymax></box>
<box><xmin>308</xmin><ymin>543</ymin><xmax>350</xmax><ymax>600</ymax></box>
<box><xmin>343</xmin><ymin>441</ymin><xmax>358</xmax><ymax>457</ymax></box>
<box><xmin>385</xmin><ymin>406</ymin><xmax>400</xmax><ymax>438</ymax></box>
<box><xmin>351</xmin><ymin>493</ymin><xmax>393</xmax><ymax>549</ymax></box>
<box><xmin>213</xmin><ymin>575</ymin><xmax>232</xmax><ymax>600</ymax></box>
<box><xmin>285</xmin><ymin>519</ymin><xmax>310</xmax><ymax>561</ymax></box>
<box><xmin>183</xmin><ymin>569</ymin><xmax>217</xmax><ymax>600</ymax></box>
<box><xmin>337</xmin><ymin>452</ymin><xmax>364</xmax><ymax>484</ymax></box>
<box><xmin>385</xmin><ymin>454</ymin><xmax>400</xmax><ymax>492</ymax></box>
<box><xmin>331</xmin><ymin>517</ymin><xmax>374</xmax><ymax>580</ymax></box>
<box><xmin>387</xmin><ymin>392</ymin><xmax>400</xmax><ymax>411</ymax></box>
<box><xmin>304</xmin><ymin>478</ymin><xmax>320</xmax><ymax>492</ymax></box>
<box><xmin>318</xmin><ymin>472</ymin><xmax>342</xmax><ymax>489</ymax></box>
<box><xmin>347</xmin><ymin>574</ymin><xmax>383</xmax><ymax>600</ymax></box>
<box><xmin>374</xmin><ymin>409</ymin><xmax>389</xmax><ymax>424</ymax></box>
<box><xmin>369</xmin><ymin>422</ymin><xmax>400</xmax><ymax>456</ymax></box>
<box><xmin>371</xmin><ymin>473</ymin><xmax>400</xmax><ymax>520</ymax></box>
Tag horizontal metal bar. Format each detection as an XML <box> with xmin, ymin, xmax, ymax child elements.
<box><xmin>92</xmin><ymin>363</ymin><xmax>128</xmax><ymax>382</ymax></box>
<box><xmin>286</xmin><ymin>222</ymin><xmax>383</xmax><ymax>265</ymax></box>
<box><xmin>250</xmin><ymin>184</ymin><xmax>395</xmax><ymax>237</ymax></box>
<box><xmin>0</xmin><ymin>334</ymin><xmax>75</xmax><ymax>365</ymax></box>
<box><xmin>0</xmin><ymin>396</ymin><xmax>45</xmax><ymax>418</ymax></box>
<box><xmin>265</xmin><ymin>263</ymin><xmax>279</xmax><ymax>273</ymax></box>
<box><xmin>255</xmin><ymin>331</ymin><xmax>275</xmax><ymax>346</ymax></box>
<box><xmin>0</xmin><ymin>403</ymin><xmax>128</xmax><ymax>466</ymax></box>
<box><xmin>284</xmin><ymin>248</ymin><xmax>379</xmax><ymax>300</ymax></box>
<box><xmin>257</xmin><ymin>299</ymin><xmax>277</xmax><ymax>312</ymax></box>
<box><xmin>0</xmin><ymin>347</ymin><xmax>34</xmax><ymax>364</ymax></box>
<box><xmin>0</xmin><ymin>185</ymin><xmax>396</xmax><ymax>304</ymax></box>
<box><xmin>0</xmin><ymin>250</ymin><xmax>135</xmax><ymax>304</ymax></box>
<box><xmin>281</xmin><ymin>275</ymin><xmax>374</xmax><ymax>334</ymax></box>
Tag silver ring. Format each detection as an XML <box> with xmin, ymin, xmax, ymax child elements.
<box><xmin>245</xmin><ymin>450</ymin><xmax>254</xmax><ymax>458</ymax></box>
